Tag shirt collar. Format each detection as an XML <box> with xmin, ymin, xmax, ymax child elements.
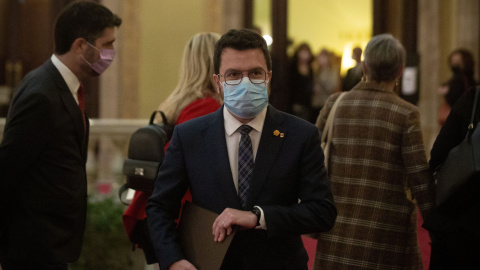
<box><xmin>51</xmin><ymin>54</ymin><xmax>81</xmax><ymax>95</ymax></box>
<box><xmin>224</xmin><ymin>105</ymin><xmax>267</xmax><ymax>136</ymax></box>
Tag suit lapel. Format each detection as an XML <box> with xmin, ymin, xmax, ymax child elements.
<box><xmin>45</xmin><ymin>60</ymin><xmax>87</xmax><ymax>158</ymax></box>
<box><xmin>204</xmin><ymin>107</ymin><xmax>242</xmax><ymax>209</ymax></box>
<box><xmin>246</xmin><ymin>105</ymin><xmax>286</xmax><ymax>209</ymax></box>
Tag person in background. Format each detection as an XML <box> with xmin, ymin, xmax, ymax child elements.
<box><xmin>445</xmin><ymin>49</ymin><xmax>476</xmax><ymax>107</ymax></box>
<box><xmin>122</xmin><ymin>32</ymin><xmax>222</xmax><ymax>269</ymax></box>
<box><xmin>424</xmin><ymin>87</ymin><xmax>480</xmax><ymax>269</ymax></box>
<box><xmin>146</xmin><ymin>29</ymin><xmax>337</xmax><ymax>270</ymax></box>
<box><xmin>314</xmin><ymin>34</ymin><xmax>435</xmax><ymax>270</ymax></box>
<box><xmin>311</xmin><ymin>48</ymin><xmax>341</xmax><ymax>123</ymax></box>
<box><xmin>342</xmin><ymin>46</ymin><xmax>363</xmax><ymax>91</ymax></box>
<box><xmin>0</xmin><ymin>2</ymin><xmax>121</xmax><ymax>269</ymax></box>
<box><xmin>288</xmin><ymin>43</ymin><xmax>314</xmax><ymax>122</ymax></box>
<box><xmin>438</xmin><ymin>48</ymin><xmax>476</xmax><ymax>126</ymax></box>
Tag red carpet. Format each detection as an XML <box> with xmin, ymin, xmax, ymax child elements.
<box><xmin>302</xmin><ymin>210</ymin><xmax>431</xmax><ymax>270</ymax></box>
<box><xmin>302</xmin><ymin>236</ymin><xmax>317</xmax><ymax>270</ymax></box>
<box><xmin>417</xmin><ymin>209</ymin><xmax>431</xmax><ymax>270</ymax></box>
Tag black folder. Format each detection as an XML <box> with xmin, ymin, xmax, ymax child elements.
<box><xmin>177</xmin><ymin>202</ymin><xmax>236</xmax><ymax>270</ymax></box>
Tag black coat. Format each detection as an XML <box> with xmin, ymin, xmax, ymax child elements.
<box><xmin>0</xmin><ymin>59</ymin><xmax>88</xmax><ymax>263</ymax></box>
<box><xmin>424</xmin><ymin>87</ymin><xmax>480</xmax><ymax>237</ymax></box>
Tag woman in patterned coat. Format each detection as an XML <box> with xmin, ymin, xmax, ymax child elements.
<box><xmin>313</xmin><ymin>34</ymin><xmax>435</xmax><ymax>270</ymax></box>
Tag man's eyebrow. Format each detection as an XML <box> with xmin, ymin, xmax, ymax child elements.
<box><xmin>104</xmin><ymin>39</ymin><xmax>116</xmax><ymax>45</ymax></box>
<box><xmin>224</xmin><ymin>67</ymin><xmax>263</xmax><ymax>72</ymax></box>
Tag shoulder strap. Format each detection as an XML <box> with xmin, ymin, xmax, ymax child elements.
<box><xmin>468</xmin><ymin>86</ymin><xmax>480</xmax><ymax>137</ymax></box>
<box><xmin>149</xmin><ymin>110</ymin><xmax>169</xmax><ymax>125</ymax></box>
<box><xmin>321</xmin><ymin>92</ymin><xmax>347</xmax><ymax>145</ymax></box>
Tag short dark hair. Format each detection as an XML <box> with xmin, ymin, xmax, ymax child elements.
<box><xmin>214</xmin><ymin>29</ymin><xmax>272</xmax><ymax>74</ymax></box>
<box><xmin>54</xmin><ymin>1</ymin><xmax>122</xmax><ymax>55</ymax></box>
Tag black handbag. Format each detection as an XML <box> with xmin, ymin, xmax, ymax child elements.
<box><xmin>435</xmin><ymin>87</ymin><xmax>480</xmax><ymax>206</ymax></box>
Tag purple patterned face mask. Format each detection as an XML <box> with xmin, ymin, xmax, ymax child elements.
<box><xmin>82</xmin><ymin>42</ymin><xmax>116</xmax><ymax>75</ymax></box>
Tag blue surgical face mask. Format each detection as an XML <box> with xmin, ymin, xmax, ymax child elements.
<box><xmin>222</xmin><ymin>80</ymin><xmax>269</xmax><ymax>119</ymax></box>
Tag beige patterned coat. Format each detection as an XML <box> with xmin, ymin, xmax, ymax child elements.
<box><xmin>314</xmin><ymin>81</ymin><xmax>435</xmax><ymax>270</ymax></box>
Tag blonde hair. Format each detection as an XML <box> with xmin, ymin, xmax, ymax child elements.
<box><xmin>158</xmin><ymin>32</ymin><xmax>222</xmax><ymax>123</ymax></box>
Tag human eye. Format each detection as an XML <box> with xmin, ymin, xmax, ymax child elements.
<box><xmin>249</xmin><ymin>69</ymin><xmax>265</xmax><ymax>80</ymax></box>
<box><xmin>225</xmin><ymin>71</ymin><xmax>241</xmax><ymax>80</ymax></box>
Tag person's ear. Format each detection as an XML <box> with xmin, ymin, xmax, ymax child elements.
<box><xmin>72</xmin><ymin>38</ymin><xmax>86</xmax><ymax>54</ymax></box>
<box><xmin>361</xmin><ymin>61</ymin><xmax>367</xmax><ymax>81</ymax></box>
<box><xmin>267</xmin><ymin>70</ymin><xmax>273</xmax><ymax>95</ymax></box>
<box><xmin>397</xmin><ymin>65</ymin><xmax>405</xmax><ymax>79</ymax></box>
<box><xmin>213</xmin><ymin>74</ymin><xmax>221</xmax><ymax>95</ymax></box>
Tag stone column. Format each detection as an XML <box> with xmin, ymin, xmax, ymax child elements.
<box><xmin>418</xmin><ymin>0</ymin><xmax>480</xmax><ymax>157</ymax></box>
<box><xmin>91</xmin><ymin>0</ymin><xmax>142</xmax><ymax>196</ymax></box>
<box><xmin>456</xmin><ymin>0</ymin><xmax>480</xmax><ymax>81</ymax></box>
<box><xmin>418</xmin><ymin>0</ymin><xmax>441</xmax><ymax>154</ymax></box>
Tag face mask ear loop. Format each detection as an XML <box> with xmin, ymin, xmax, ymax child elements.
<box><xmin>81</xmin><ymin>54</ymin><xmax>92</xmax><ymax>66</ymax></box>
<box><xmin>86</xmin><ymin>41</ymin><xmax>100</xmax><ymax>52</ymax></box>
<box><xmin>81</xmin><ymin>40</ymin><xmax>97</xmax><ymax>66</ymax></box>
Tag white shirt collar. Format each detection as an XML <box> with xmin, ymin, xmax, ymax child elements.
<box><xmin>224</xmin><ymin>105</ymin><xmax>267</xmax><ymax>136</ymax></box>
<box><xmin>51</xmin><ymin>54</ymin><xmax>81</xmax><ymax>101</ymax></box>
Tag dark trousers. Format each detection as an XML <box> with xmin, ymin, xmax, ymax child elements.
<box><xmin>0</xmin><ymin>260</ymin><xmax>68</xmax><ymax>270</ymax></box>
<box><xmin>429</xmin><ymin>230</ymin><xmax>480</xmax><ymax>270</ymax></box>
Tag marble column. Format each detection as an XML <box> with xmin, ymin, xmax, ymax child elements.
<box><xmin>91</xmin><ymin>0</ymin><xmax>142</xmax><ymax>196</ymax></box>
<box><xmin>418</xmin><ymin>0</ymin><xmax>479</xmax><ymax>157</ymax></box>
<box><xmin>418</xmin><ymin>0</ymin><xmax>441</xmax><ymax>154</ymax></box>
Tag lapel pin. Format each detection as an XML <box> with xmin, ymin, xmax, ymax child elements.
<box><xmin>280</xmin><ymin>133</ymin><xmax>284</xmax><ymax>138</ymax></box>
<box><xmin>273</xmin><ymin>130</ymin><xmax>280</xmax><ymax>136</ymax></box>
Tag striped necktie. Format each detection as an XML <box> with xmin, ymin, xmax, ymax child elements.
<box><xmin>238</xmin><ymin>125</ymin><xmax>254</xmax><ymax>208</ymax></box>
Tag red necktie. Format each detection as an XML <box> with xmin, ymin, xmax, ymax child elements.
<box><xmin>78</xmin><ymin>85</ymin><xmax>86</xmax><ymax>134</ymax></box>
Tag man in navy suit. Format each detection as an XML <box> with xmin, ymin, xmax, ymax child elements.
<box><xmin>146</xmin><ymin>29</ymin><xmax>337</xmax><ymax>270</ymax></box>
<box><xmin>0</xmin><ymin>2</ymin><xmax>121</xmax><ymax>269</ymax></box>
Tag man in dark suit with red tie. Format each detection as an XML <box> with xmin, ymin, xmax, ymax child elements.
<box><xmin>146</xmin><ymin>29</ymin><xmax>337</xmax><ymax>270</ymax></box>
<box><xmin>0</xmin><ymin>2</ymin><xmax>121</xmax><ymax>269</ymax></box>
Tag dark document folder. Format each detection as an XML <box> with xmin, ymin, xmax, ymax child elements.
<box><xmin>177</xmin><ymin>202</ymin><xmax>236</xmax><ymax>270</ymax></box>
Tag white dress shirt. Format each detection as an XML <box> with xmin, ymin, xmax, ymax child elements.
<box><xmin>51</xmin><ymin>54</ymin><xmax>81</xmax><ymax>105</ymax></box>
<box><xmin>223</xmin><ymin>106</ymin><xmax>268</xmax><ymax>229</ymax></box>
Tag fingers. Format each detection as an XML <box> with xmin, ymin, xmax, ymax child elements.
<box><xmin>213</xmin><ymin>209</ymin><xmax>235</xmax><ymax>242</ymax></box>
<box><xmin>213</xmin><ymin>219</ymin><xmax>230</xmax><ymax>242</ymax></box>
<box><xmin>225</xmin><ymin>223</ymin><xmax>233</xmax><ymax>236</ymax></box>
<box><xmin>212</xmin><ymin>208</ymin><xmax>257</xmax><ymax>242</ymax></box>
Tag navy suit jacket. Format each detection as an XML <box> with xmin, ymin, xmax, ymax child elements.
<box><xmin>147</xmin><ymin>105</ymin><xmax>336</xmax><ymax>270</ymax></box>
<box><xmin>0</xmin><ymin>59</ymin><xmax>88</xmax><ymax>263</ymax></box>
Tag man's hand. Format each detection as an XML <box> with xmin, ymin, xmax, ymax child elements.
<box><xmin>169</xmin><ymin>259</ymin><xmax>197</xmax><ymax>270</ymax></box>
<box><xmin>212</xmin><ymin>208</ymin><xmax>257</xmax><ymax>242</ymax></box>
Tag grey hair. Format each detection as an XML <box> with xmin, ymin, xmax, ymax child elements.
<box><xmin>364</xmin><ymin>34</ymin><xmax>406</xmax><ymax>82</ymax></box>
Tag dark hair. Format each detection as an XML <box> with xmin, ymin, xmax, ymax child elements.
<box><xmin>292</xmin><ymin>42</ymin><xmax>313</xmax><ymax>65</ymax></box>
<box><xmin>54</xmin><ymin>1</ymin><xmax>122</xmax><ymax>54</ymax></box>
<box><xmin>214</xmin><ymin>29</ymin><xmax>272</xmax><ymax>74</ymax></box>
<box><xmin>449</xmin><ymin>48</ymin><xmax>475</xmax><ymax>78</ymax></box>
